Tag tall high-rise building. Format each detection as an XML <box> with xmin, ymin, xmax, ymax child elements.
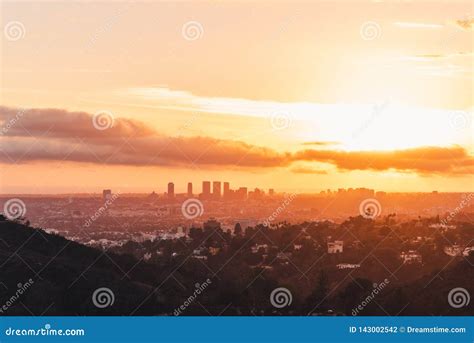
<box><xmin>102</xmin><ymin>189</ymin><xmax>112</xmax><ymax>202</ymax></box>
<box><xmin>202</xmin><ymin>181</ymin><xmax>211</xmax><ymax>198</ymax></box>
<box><xmin>187</xmin><ymin>182</ymin><xmax>193</xmax><ymax>197</ymax></box>
<box><xmin>167</xmin><ymin>182</ymin><xmax>175</xmax><ymax>198</ymax></box>
<box><xmin>213</xmin><ymin>181</ymin><xmax>221</xmax><ymax>198</ymax></box>
<box><xmin>223</xmin><ymin>182</ymin><xmax>230</xmax><ymax>198</ymax></box>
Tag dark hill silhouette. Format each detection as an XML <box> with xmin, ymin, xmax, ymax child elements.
<box><xmin>0</xmin><ymin>215</ymin><xmax>472</xmax><ymax>316</ymax></box>
<box><xmin>0</xmin><ymin>216</ymin><xmax>161</xmax><ymax>315</ymax></box>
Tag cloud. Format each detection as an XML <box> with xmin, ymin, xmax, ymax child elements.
<box><xmin>291</xmin><ymin>166</ymin><xmax>328</xmax><ymax>175</ymax></box>
<box><xmin>1</xmin><ymin>106</ymin><xmax>472</xmax><ymax>175</ymax></box>
<box><xmin>394</xmin><ymin>22</ymin><xmax>444</xmax><ymax>29</ymax></box>
<box><xmin>301</xmin><ymin>141</ymin><xmax>340</xmax><ymax>146</ymax></box>
<box><xmin>0</xmin><ymin>106</ymin><xmax>154</xmax><ymax>139</ymax></box>
<box><xmin>293</xmin><ymin>146</ymin><xmax>474</xmax><ymax>175</ymax></box>
<box><xmin>455</xmin><ymin>17</ymin><xmax>474</xmax><ymax>30</ymax></box>
<box><xmin>0</xmin><ymin>106</ymin><xmax>290</xmax><ymax>168</ymax></box>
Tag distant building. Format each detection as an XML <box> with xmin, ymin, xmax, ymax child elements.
<box><xmin>213</xmin><ymin>181</ymin><xmax>221</xmax><ymax>198</ymax></box>
<box><xmin>187</xmin><ymin>182</ymin><xmax>193</xmax><ymax>197</ymax></box>
<box><xmin>102</xmin><ymin>189</ymin><xmax>112</xmax><ymax>202</ymax></box>
<box><xmin>400</xmin><ymin>250</ymin><xmax>422</xmax><ymax>264</ymax></box>
<box><xmin>223</xmin><ymin>182</ymin><xmax>230</xmax><ymax>198</ymax></box>
<box><xmin>202</xmin><ymin>181</ymin><xmax>211</xmax><ymax>199</ymax></box>
<box><xmin>327</xmin><ymin>240</ymin><xmax>343</xmax><ymax>254</ymax></box>
<box><xmin>269</xmin><ymin>188</ymin><xmax>275</xmax><ymax>196</ymax></box>
<box><xmin>167</xmin><ymin>182</ymin><xmax>175</xmax><ymax>198</ymax></box>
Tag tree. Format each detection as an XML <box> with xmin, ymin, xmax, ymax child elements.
<box><xmin>234</xmin><ymin>223</ymin><xmax>242</xmax><ymax>237</ymax></box>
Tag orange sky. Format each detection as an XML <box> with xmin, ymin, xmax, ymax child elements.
<box><xmin>0</xmin><ymin>0</ymin><xmax>473</xmax><ymax>193</ymax></box>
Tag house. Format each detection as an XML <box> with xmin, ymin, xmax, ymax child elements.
<box><xmin>193</xmin><ymin>247</ymin><xmax>207</xmax><ymax>256</ymax></box>
<box><xmin>251</xmin><ymin>244</ymin><xmax>269</xmax><ymax>254</ymax></box>
<box><xmin>277</xmin><ymin>252</ymin><xmax>292</xmax><ymax>260</ymax></box>
<box><xmin>444</xmin><ymin>245</ymin><xmax>474</xmax><ymax>257</ymax></box>
<box><xmin>327</xmin><ymin>240</ymin><xmax>343</xmax><ymax>254</ymax></box>
<box><xmin>400</xmin><ymin>250</ymin><xmax>422</xmax><ymax>264</ymax></box>
<box><xmin>293</xmin><ymin>244</ymin><xmax>303</xmax><ymax>251</ymax></box>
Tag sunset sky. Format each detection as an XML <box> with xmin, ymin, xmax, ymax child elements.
<box><xmin>0</xmin><ymin>0</ymin><xmax>473</xmax><ymax>194</ymax></box>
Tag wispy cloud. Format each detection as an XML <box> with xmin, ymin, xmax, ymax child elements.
<box><xmin>291</xmin><ymin>166</ymin><xmax>328</xmax><ymax>175</ymax></box>
<box><xmin>454</xmin><ymin>17</ymin><xmax>474</xmax><ymax>30</ymax></box>
<box><xmin>301</xmin><ymin>141</ymin><xmax>340</xmax><ymax>147</ymax></box>
<box><xmin>394</xmin><ymin>22</ymin><xmax>444</xmax><ymax>29</ymax></box>
<box><xmin>400</xmin><ymin>52</ymin><xmax>474</xmax><ymax>62</ymax></box>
